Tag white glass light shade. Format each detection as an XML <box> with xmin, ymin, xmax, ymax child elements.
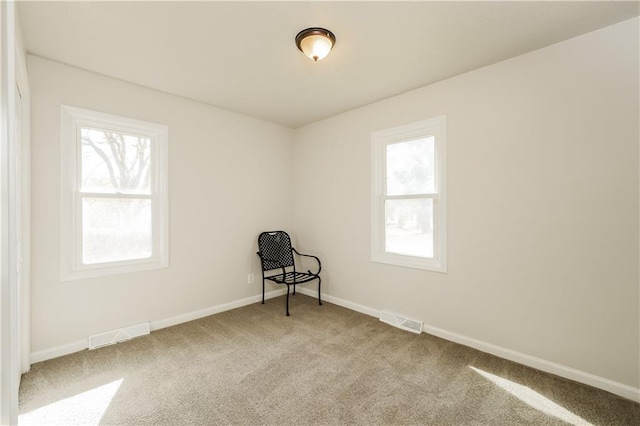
<box><xmin>295</xmin><ymin>28</ymin><xmax>336</xmax><ymax>62</ymax></box>
<box><xmin>299</xmin><ymin>34</ymin><xmax>333</xmax><ymax>61</ymax></box>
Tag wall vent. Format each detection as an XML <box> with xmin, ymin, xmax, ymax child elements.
<box><xmin>379</xmin><ymin>311</ymin><xmax>423</xmax><ymax>334</ymax></box>
<box><xmin>88</xmin><ymin>322</ymin><xmax>150</xmax><ymax>350</ymax></box>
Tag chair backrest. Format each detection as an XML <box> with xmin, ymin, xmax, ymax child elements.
<box><xmin>258</xmin><ymin>231</ymin><xmax>295</xmax><ymax>271</ymax></box>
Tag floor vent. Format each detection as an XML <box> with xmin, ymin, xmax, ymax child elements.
<box><xmin>379</xmin><ymin>311</ymin><xmax>423</xmax><ymax>334</ymax></box>
<box><xmin>88</xmin><ymin>322</ymin><xmax>150</xmax><ymax>350</ymax></box>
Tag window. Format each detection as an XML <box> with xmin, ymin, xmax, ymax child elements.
<box><xmin>60</xmin><ymin>106</ymin><xmax>169</xmax><ymax>280</ymax></box>
<box><xmin>371</xmin><ymin>116</ymin><xmax>447</xmax><ymax>272</ymax></box>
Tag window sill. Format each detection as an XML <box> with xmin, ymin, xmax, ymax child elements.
<box><xmin>371</xmin><ymin>252</ymin><xmax>447</xmax><ymax>273</ymax></box>
<box><xmin>61</xmin><ymin>257</ymin><xmax>169</xmax><ymax>281</ymax></box>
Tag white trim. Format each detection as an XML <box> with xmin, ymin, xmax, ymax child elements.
<box><xmin>15</xmin><ymin>13</ymin><xmax>30</xmax><ymax>376</ymax></box>
<box><xmin>30</xmin><ymin>289</ymin><xmax>287</xmax><ymax>364</ymax></box>
<box><xmin>371</xmin><ymin>116</ymin><xmax>447</xmax><ymax>272</ymax></box>
<box><xmin>149</xmin><ymin>289</ymin><xmax>286</xmax><ymax>331</ymax></box>
<box><xmin>295</xmin><ymin>288</ymin><xmax>639</xmax><ymax>402</ymax></box>
<box><xmin>29</xmin><ymin>287</ymin><xmax>640</xmax><ymax>402</ymax></box>
<box><xmin>0</xmin><ymin>2</ymin><xmax>20</xmax><ymax>423</ymax></box>
<box><xmin>30</xmin><ymin>339</ymin><xmax>88</xmax><ymax>365</ymax></box>
<box><xmin>296</xmin><ymin>287</ymin><xmax>381</xmax><ymax>318</ymax></box>
<box><xmin>60</xmin><ymin>105</ymin><xmax>169</xmax><ymax>280</ymax></box>
<box><xmin>423</xmin><ymin>324</ymin><xmax>640</xmax><ymax>403</ymax></box>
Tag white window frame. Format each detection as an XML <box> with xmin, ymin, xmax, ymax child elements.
<box><xmin>60</xmin><ymin>105</ymin><xmax>169</xmax><ymax>280</ymax></box>
<box><xmin>371</xmin><ymin>116</ymin><xmax>447</xmax><ymax>272</ymax></box>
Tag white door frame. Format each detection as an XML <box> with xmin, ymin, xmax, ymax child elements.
<box><xmin>15</xmin><ymin>5</ymin><xmax>30</xmax><ymax>378</ymax></box>
<box><xmin>1</xmin><ymin>1</ymin><xmax>24</xmax><ymax>424</ymax></box>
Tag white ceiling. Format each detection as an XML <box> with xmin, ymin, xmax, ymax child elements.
<box><xmin>18</xmin><ymin>1</ymin><xmax>639</xmax><ymax>128</ymax></box>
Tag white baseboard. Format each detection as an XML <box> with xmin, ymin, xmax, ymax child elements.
<box><xmin>423</xmin><ymin>324</ymin><xmax>640</xmax><ymax>403</ymax></box>
<box><xmin>150</xmin><ymin>289</ymin><xmax>285</xmax><ymax>331</ymax></box>
<box><xmin>31</xmin><ymin>339</ymin><xmax>87</xmax><ymax>364</ymax></box>
<box><xmin>30</xmin><ymin>287</ymin><xmax>639</xmax><ymax>402</ymax></box>
<box><xmin>301</xmin><ymin>289</ymin><xmax>640</xmax><ymax>402</ymax></box>
<box><xmin>297</xmin><ymin>287</ymin><xmax>380</xmax><ymax>318</ymax></box>
<box><xmin>30</xmin><ymin>289</ymin><xmax>286</xmax><ymax>364</ymax></box>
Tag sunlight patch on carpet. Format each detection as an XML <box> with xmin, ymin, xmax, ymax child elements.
<box><xmin>469</xmin><ymin>366</ymin><xmax>592</xmax><ymax>426</ymax></box>
<box><xmin>19</xmin><ymin>379</ymin><xmax>123</xmax><ymax>425</ymax></box>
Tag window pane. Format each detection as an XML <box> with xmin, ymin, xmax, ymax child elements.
<box><xmin>386</xmin><ymin>137</ymin><xmax>435</xmax><ymax>196</ymax></box>
<box><xmin>82</xmin><ymin>198</ymin><xmax>152</xmax><ymax>264</ymax></box>
<box><xmin>81</xmin><ymin>127</ymin><xmax>151</xmax><ymax>194</ymax></box>
<box><xmin>385</xmin><ymin>198</ymin><xmax>433</xmax><ymax>258</ymax></box>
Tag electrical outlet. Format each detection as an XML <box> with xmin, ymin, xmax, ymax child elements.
<box><xmin>248</xmin><ymin>273</ymin><xmax>255</xmax><ymax>284</ymax></box>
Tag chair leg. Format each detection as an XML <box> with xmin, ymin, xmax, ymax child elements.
<box><xmin>285</xmin><ymin>284</ymin><xmax>291</xmax><ymax>316</ymax></box>
<box><xmin>262</xmin><ymin>279</ymin><xmax>265</xmax><ymax>304</ymax></box>
<box><xmin>293</xmin><ymin>284</ymin><xmax>296</xmax><ymax>295</ymax></box>
<box><xmin>318</xmin><ymin>277</ymin><xmax>323</xmax><ymax>306</ymax></box>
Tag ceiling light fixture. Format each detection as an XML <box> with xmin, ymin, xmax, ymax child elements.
<box><xmin>295</xmin><ymin>27</ymin><xmax>336</xmax><ymax>62</ymax></box>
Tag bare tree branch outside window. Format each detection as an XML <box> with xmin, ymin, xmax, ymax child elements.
<box><xmin>79</xmin><ymin>128</ymin><xmax>153</xmax><ymax>263</ymax></box>
<box><xmin>81</xmin><ymin>129</ymin><xmax>151</xmax><ymax>193</ymax></box>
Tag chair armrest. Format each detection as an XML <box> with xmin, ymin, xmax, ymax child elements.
<box><xmin>292</xmin><ymin>247</ymin><xmax>322</xmax><ymax>275</ymax></box>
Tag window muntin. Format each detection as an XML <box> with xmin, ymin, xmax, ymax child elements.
<box><xmin>61</xmin><ymin>106</ymin><xmax>168</xmax><ymax>280</ymax></box>
<box><xmin>371</xmin><ymin>116</ymin><xmax>446</xmax><ymax>272</ymax></box>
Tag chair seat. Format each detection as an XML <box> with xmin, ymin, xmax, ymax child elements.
<box><xmin>267</xmin><ymin>271</ymin><xmax>318</xmax><ymax>285</ymax></box>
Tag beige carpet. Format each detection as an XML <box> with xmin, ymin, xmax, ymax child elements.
<box><xmin>19</xmin><ymin>294</ymin><xmax>640</xmax><ymax>425</ymax></box>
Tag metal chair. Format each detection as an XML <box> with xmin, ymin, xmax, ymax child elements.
<box><xmin>257</xmin><ymin>231</ymin><xmax>322</xmax><ymax>316</ymax></box>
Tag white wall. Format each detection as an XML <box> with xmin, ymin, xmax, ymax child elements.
<box><xmin>28</xmin><ymin>55</ymin><xmax>294</xmax><ymax>355</ymax></box>
<box><xmin>294</xmin><ymin>18</ymin><xmax>639</xmax><ymax>392</ymax></box>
